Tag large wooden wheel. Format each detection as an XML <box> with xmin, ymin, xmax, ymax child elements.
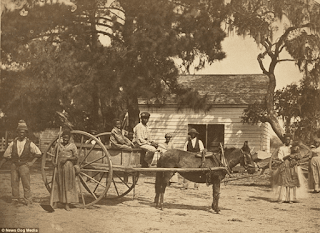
<box><xmin>41</xmin><ymin>130</ymin><xmax>113</xmax><ymax>207</ymax></box>
<box><xmin>106</xmin><ymin>170</ymin><xmax>139</xmax><ymax>199</ymax></box>
<box><xmin>94</xmin><ymin>132</ymin><xmax>139</xmax><ymax>199</ymax></box>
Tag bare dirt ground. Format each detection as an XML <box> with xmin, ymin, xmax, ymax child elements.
<box><xmin>1</xmin><ymin>161</ymin><xmax>320</xmax><ymax>233</ymax></box>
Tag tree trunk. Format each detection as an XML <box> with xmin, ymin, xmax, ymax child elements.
<box><xmin>265</xmin><ymin>67</ymin><xmax>286</xmax><ymax>142</ymax></box>
<box><xmin>127</xmin><ymin>95</ymin><xmax>140</xmax><ymax>132</ymax></box>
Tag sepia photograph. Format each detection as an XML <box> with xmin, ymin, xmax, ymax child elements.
<box><xmin>0</xmin><ymin>0</ymin><xmax>320</xmax><ymax>232</ymax></box>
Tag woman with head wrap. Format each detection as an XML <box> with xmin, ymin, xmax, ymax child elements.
<box><xmin>51</xmin><ymin>129</ymin><xmax>79</xmax><ymax>211</ymax></box>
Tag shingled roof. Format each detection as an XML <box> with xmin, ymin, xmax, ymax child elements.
<box><xmin>178</xmin><ymin>74</ymin><xmax>269</xmax><ymax>105</ymax></box>
<box><xmin>139</xmin><ymin>74</ymin><xmax>269</xmax><ymax>105</ymax></box>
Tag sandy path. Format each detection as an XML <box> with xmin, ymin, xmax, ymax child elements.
<box><xmin>1</xmin><ymin>164</ymin><xmax>320</xmax><ymax>233</ymax></box>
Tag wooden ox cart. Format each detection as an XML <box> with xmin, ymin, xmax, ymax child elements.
<box><xmin>41</xmin><ymin>130</ymin><xmax>228</xmax><ymax>208</ymax></box>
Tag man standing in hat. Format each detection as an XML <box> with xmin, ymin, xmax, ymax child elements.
<box><xmin>0</xmin><ymin>120</ymin><xmax>42</xmax><ymax>205</ymax></box>
<box><xmin>181</xmin><ymin>128</ymin><xmax>205</xmax><ymax>189</ymax></box>
<box><xmin>184</xmin><ymin>128</ymin><xmax>205</xmax><ymax>153</ymax></box>
<box><xmin>133</xmin><ymin>112</ymin><xmax>158</xmax><ymax>167</ymax></box>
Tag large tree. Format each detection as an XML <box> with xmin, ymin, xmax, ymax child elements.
<box><xmin>228</xmin><ymin>0</ymin><xmax>320</xmax><ymax>142</ymax></box>
<box><xmin>1</xmin><ymin>0</ymin><xmax>227</xmax><ymax>132</ymax></box>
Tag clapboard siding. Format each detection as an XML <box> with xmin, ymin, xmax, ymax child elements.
<box><xmin>39</xmin><ymin>129</ymin><xmax>59</xmax><ymax>152</ymax></box>
<box><xmin>140</xmin><ymin>106</ymin><xmax>270</xmax><ymax>152</ymax></box>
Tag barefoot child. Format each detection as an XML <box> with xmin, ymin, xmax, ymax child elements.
<box><xmin>52</xmin><ymin>129</ymin><xmax>79</xmax><ymax>210</ymax></box>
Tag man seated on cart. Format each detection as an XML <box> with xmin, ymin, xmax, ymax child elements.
<box><xmin>133</xmin><ymin>112</ymin><xmax>158</xmax><ymax>167</ymax></box>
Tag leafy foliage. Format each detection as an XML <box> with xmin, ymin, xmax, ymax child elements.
<box><xmin>1</xmin><ymin>0</ymin><xmax>228</xmax><ymax>132</ymax></box>
<box><xmin>228</xmin><ymin>0</ymin><xmax>320</xmax><ymax>142</ymax></box>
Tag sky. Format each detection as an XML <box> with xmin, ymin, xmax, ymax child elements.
<box><xmin>193</xmin><ymin>35</ymin><xmax>303</xmax><ymax>90</ymax></box>
<box><xmin>187</xmin><ymin>0</ymin><xmax>320</xmax><ymax>90</ymax></box>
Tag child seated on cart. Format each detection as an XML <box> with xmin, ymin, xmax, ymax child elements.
<box><xmin>110</xmin><ymin>119</ymin><xmax>133</xmax><ymax>150</ymax></box>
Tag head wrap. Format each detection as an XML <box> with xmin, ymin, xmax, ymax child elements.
<box><xmin>165</xmin><ymin>133</ymin><xmax>173</xmax><ymax>138</ymax></box>
<box><xmin>62</xmin><ymin>128</ymin><xmax>72</xmax><ymax>137</ymax></box>
<box><xmin>16</xmin><ymin>120</ymin><xmax>28</xmax><ymax>131</ymax></box>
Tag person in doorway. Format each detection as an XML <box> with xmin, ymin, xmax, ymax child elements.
<box><xmin>182</xmin><ymin>128</ymin><xmax>205</xmax><ymax>189</ymax></box>
<box><xmin>133</xmin><ymin>112</ymin><xmax>158</xmax><ymax>167</ymax></box>
<box><xmin>0</xmin><ymin>120</ymin><xmax>42</xmax><ymax>205</ymax></box>
<box><xmin>52</xmin><ymin>129</ymin><xmax>79</xmax><ymax>211</ymax></box>
<box><xmin>110</xmin><ymin>119</ymin><xmax>133</xmax><ymax>150</ymax></box>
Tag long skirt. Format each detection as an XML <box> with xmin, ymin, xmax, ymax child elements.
<box><xmin>272</xmin><ymin>165</ymin><xmax>308</xmax><ymax>202</ymax></box>
<box><xmin>52</xmin><ymin>161</ymin><xmax>79</xmax><ymax>204</ymax></box>
<box><xmin>308</xmin><ymin>156</ymin><xmax>320</xmax><ymax>189</ymax></box>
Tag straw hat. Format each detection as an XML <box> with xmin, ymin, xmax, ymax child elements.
<box><xmin>188</xmin><ymin>128</ymin><xmax>199</xmax><ymax>135</ymax></box>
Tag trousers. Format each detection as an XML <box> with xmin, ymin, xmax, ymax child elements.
<box><xmin>11</xmin><ymin>163</ymin><xmax>32</xmax><ymax>200</ymax></box>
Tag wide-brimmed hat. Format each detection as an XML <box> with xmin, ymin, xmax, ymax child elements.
<box><xmin>16</xmin><ymin>120</ymin><xmax>28</xmax><ymax>131</ymax></box>
<box><xmin>188</xmin><ymin>128</ymin><xmax>199</xmax><ymax>135</ymax></box>
<box><xmin>140</xmin><ymin>112</ymin><xmax>150</xmax><ymax>118</ymax></box>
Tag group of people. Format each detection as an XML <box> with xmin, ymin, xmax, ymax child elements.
<box><xmin>3</xmin><ymin>117</ymin><xmax>320</xmax><ymax>210</ymax></box>
<box><xmin>272</xmin><ymin>134</ymin><xmax>320</xmax><ymax>204</ymax></box>
<box><xmin>0</xmin><ymin>113</ymin><xmax>205</xmax><ymax>210</ymax></box>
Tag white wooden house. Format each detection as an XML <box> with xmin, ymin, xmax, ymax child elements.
<box><xmin>138</xmin><ymin>74</ymin><xmax>271</xmax><ymax>152</ymax></box>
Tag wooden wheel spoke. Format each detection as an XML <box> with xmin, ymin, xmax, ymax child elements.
<box><xmin>78</xmin><ymin>135</ymin><xmax>84</xmax><ymax>157</ymax></box>
<box><xmin>81</xmin><ymin>155</ymin><xmax>107</xmax><ymax>168</ymax></box>
<box><xmin>79</xmin><ymin>174</ymin><xmax>98</xmax><ymax>200</ymax></box>
<box><xmin>80</xmin><ymin>172</ymin><xmax>106</xmax><ymax>188</ymax></box>
<box><xmin>112</xmin><ymin>178</ymin><xmax>120</xmax><ymax>196</ymax></box>
<box><xmin>92</xmin><ymin>172</ymin><xmax>102</xmax><ymax>179</ymax></box>
<box><xmin>114</xmin><ymin>173</ymin><xmax>131</xmax><ymax>189</ymax></box>
<box><xmin>79</xmin><ymin>143</ymin><xmax>97</xmax><ymax>166</ymax></box>
<box><xmin>93</xmin><ymin>174</ymin><xmax>105</xmax><ymax>193</ymax></box>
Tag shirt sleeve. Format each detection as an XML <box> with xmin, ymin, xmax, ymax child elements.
<box><xmin>71</xmin><ymin>143</ymin><xmax>78</xmax><ymax>157</ymax></box>
<box><xmin>311</xmin><ymin>147</ymin><xmax>320</xmax><ymax>154</ymax></box>
<box><xmin>183</xmin><ymin>141</ymin><xmax>188</xmax><ymax>151</ymax></box>
<box><xmin>198</xmin><ymin>140</ymin><xmax>205</xmax><ymax>152</ymax></box>
<box><xmin>277</xmin><ymin>147</ymin><xmax>284</xmax><ymax>161</ymax></box>
<box><xmin>135</xmin><ymin>124</ymin><xmax>149</xmax><ymax>146</ymax></box>
<box><xmin>112</xmin><ymin>128</ymin><xmax>127</xmax><ymax>145</ymax></box>
<box><xmin>3</xmin><ymin>142</ymin><xmax>14</xmax><ymax>159</ymax></box>
<box><xmin>30</xmin><ymin>142</ymin><xmax>42</xmax><ymax>156</ymax></box>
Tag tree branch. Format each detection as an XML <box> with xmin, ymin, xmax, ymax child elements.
<box><xmin>95</xmin><ymin>22</ymin><xmax>113</xmax><ymax>30</ymax></box>
<box><xmin>95</xmin><ymin>30</ymin><xmax>123</xmax><ymax>43</ymax></box>
<box><xmin>257</xmin><ymin>52</ymin><xmax>268</xmax><ymax>74</ymax></box>
<box><xmin>277</xmin><ymin>59</ymin><xmax>295</xmax><ymax>62</ymax></box>
<box><xmin>96</xmin><ymin>16</ymin><xmax>113</xmax><ymax>23</ymax></box>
